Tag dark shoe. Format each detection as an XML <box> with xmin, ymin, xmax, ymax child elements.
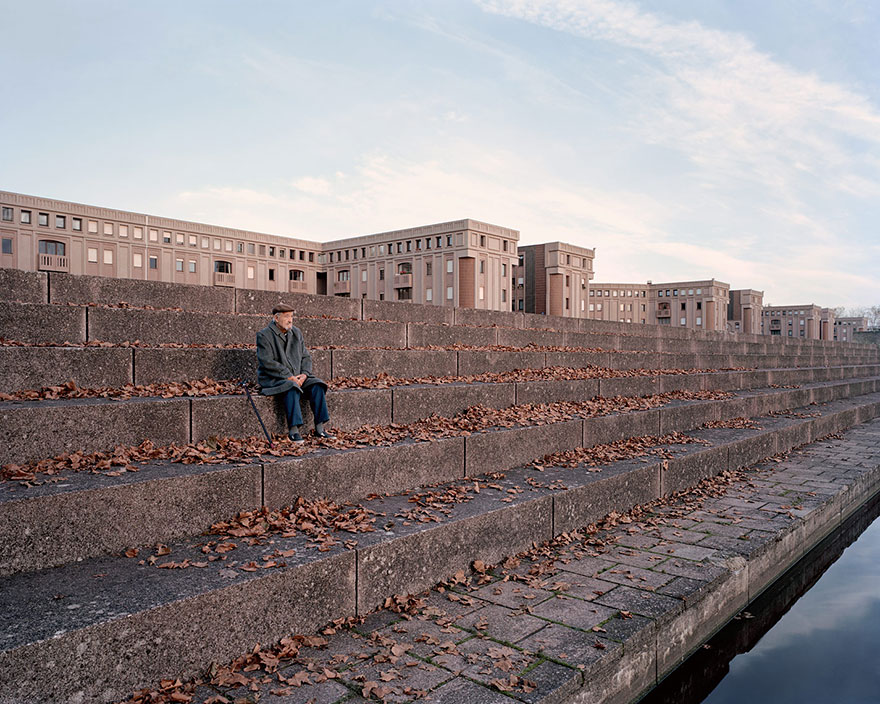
<box><xmin>288</xmin><ymin>430</ymin><xmax>304</xmax><ymax>443</ymax></box>
<box><xmin>313</xmin><ymin>429</ymin><xmax>335</xmax><ymax>439</ymax></box>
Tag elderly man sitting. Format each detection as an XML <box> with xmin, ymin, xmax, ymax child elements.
<box><xmin>256</xmin><ymin>304</ymin><xmax>333</xmax><ymax>443</ymax></box>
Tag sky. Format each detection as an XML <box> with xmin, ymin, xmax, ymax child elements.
<box><xmin>1</xmin><ymin>0</ymin><xmax>878</xmax><ymax>309</ymax></box>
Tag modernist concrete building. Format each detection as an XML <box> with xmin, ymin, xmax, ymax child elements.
<box><xmin>727</xmin><ymin>289</ymin><xmax>764</xmax><ymax>334</ymax></box>
<box><xmin>761</xmin><ymin>304</ymin><xmax>835</xmax><ymax>340</ymax></box>
<box><xmin>512</xmin><ymin>242</ymin><xmax>595</xmax><ymax>317</ymax></box>
<box><xmin>834</xmin><ymin>316</ymin><xmax>869</xmax><ymax>342</ymax></box>
<box><xmin>585</xmin><ymin>279</ymin><xmax>731</xmax><ymax>332</ymax></box>
<box><xmin>0</xmin><ymin>191</ymin><xmax>518</xmax><ymax>313</ymax></box>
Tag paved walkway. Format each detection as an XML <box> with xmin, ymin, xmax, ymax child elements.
<box><xmin>123</xmin><ymin>418</ymin><xmax>880</xmax><ymax>704</ymax></box>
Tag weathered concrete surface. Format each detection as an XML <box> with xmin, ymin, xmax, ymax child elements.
<box><xmin>235</xmin><ymin>288</ymin><xmax>360</xmax><ymax>318</ymax></box>
<box><xmin>583</xmin><ymin>410</ymin><xmax>660</xmax><ymax>448</ymax></box>
<box><xmin>0</xmin><ymin>462</ymin><xmax>262</xmax><ymax>576</ymax></box>
<box><xmin>391</xmin><ymin>382</ymin><xmax>516</xmax><ymax>425</ymax></box>
<box><xmin>0</xmin><ymin>396</ymin><xmax>190</xmax><ymax>465</ymax></box>
<box><xmin>458</xmin><ymin>350</ymin><xmax>545</xmax><ymax>375</ymax></box>
<box><xmin>0</xmin><ymin>346</ymin><xmax>132</xmax><ymax>393</ymax></box>
<box><xmin>453</xmin><ymin>307</ymin><xmax>523</xmax><ymax>329</ymax></box>
<box><xmin>0</xmin><ymin>301</ymin><xmax>85</xmax><ymax>343</ymax></box>
<box><xmin>515</xmin><ymin>378</ymin><xmax>600</xmax><ymax>406</ymax></box>
<box><xmin>88</xmin><ymin>307</ymin><xmax>263</xmax><ymax>345</ymax></box>
<box><xmin>465</xmin><ymin>420</ymin><xmax>583</xmax><ymax>476</ymax></box>
<box><xmin>132</xmin><ymin>347</ymin><xmax>261</xmax><ymax>384</ymax></box>
<box><xmin>0</xmin><ymin>268</ymin><xmax>46</xmax><ymax>303</ymax></box>
<box><xmin>365</xmin><ymin>298</ymin><xmax>453</xmax><ymax>325</ymax></box>
<box><xmin>299</xmin><ymin>317</ymin><xmax>406</xmax><ymax>349</ymax></box>
<box><xmin>407</xmin><ymin>322</ymin><xmax>497</xmax><ymax>348</ymax></box>
<box><xmin>331</xmin><ymin>348</ymin><xmax>456</xmax><ymax>379</ymax></box>
<box><xmin>49</xmin><ymin>272</ymin><xmax>235</xmax><ymax>312</ymax></box>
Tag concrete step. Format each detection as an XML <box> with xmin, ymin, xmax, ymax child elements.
<box><xmin>2</xmin><ymin>300</ymin><xmax>877</xmax><ymax>365</ymax></box>
<box><xmin>2</xmin><ymin>365</ymin><xmax>879</xmax><ymax>466</ymax></box>
<box><xmin>3</xmin><ymin>376</ymin><xmax>879</xmax><ymax>577</ymax></box>
<box><xmin>2</xmin><ymin>391</ymin><xmax>879</xmax><ymax>704</ymax></box>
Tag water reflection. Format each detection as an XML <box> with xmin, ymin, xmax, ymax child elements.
<box><xmin>638</xmin><ymin>492</ymin><xmax>880</xmax><ymax>704</ymax></box>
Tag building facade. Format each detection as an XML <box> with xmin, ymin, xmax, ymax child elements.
<box><xmin>0</xmin><ymin>191</ymin><xmax>518</xmax><ymax>312</ymax></box>
<box><xmin>512</xmin><ymin>242</ymin><xmax>595</xmax><ymax>317</ymax></box>
<box><xmin>834</xmin><ymin>316</ymin><xmax>868</xmax><ymax>342</ymax></box>
<box><xmin>727</xmin><ymin>289</ymin><xmax>764</xmax><ymax>334</ymax></box>
<box><xmin>761</xmin><ymin>305</ymin><xmax>835</xmax><ymax>340</ymax></box>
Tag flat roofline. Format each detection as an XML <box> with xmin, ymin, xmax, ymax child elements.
<box><xmin>328</xmin><ymin>219</ymin><xmax>520</xmax><ymax>248</ymax></box>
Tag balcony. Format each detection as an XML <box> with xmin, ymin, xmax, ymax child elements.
<box><xmin>333</xmin><ymin>280</ymin><xmax>351</xmax><ymax>295</ymax></box>
<box><xmin>288</xmin><ymin>280</ymin><xmax>308</xmax><ymax>293</ymax></box>
<box><xmin>393</xmin><ymin>273</ymin><xmax>413</xmax><ymax>288</ymax></box>
<box><xmin>656</xmin><ymin>304</ymin><xmax>671</xmax><ymax>318</ymax></box>
<box><xmin>213</xmin><ymin>272</ymin><xmax>235</xmax><ymax>287</ymax></box>
<box><xmin>37</xmin><ymin>253</ymin><xmax>69</xmax><ymax>272</ymax></box>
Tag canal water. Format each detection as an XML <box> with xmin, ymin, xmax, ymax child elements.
<box><xmin>638</xmin><ymin>492</ymin><xmax>880</xmax><ymax>704</ymax></box>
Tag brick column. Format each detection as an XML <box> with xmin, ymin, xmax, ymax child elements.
<box><xmin>706</xmin><ymin>300</ymin><xmax>716</xmax><ymax>331</ymax></box>
<box><xmin>458</xmin><ymin>257</ymin><xmax>475</xmax><ymax>308</ymax></box>
<box><xmin>548</xmin><ymin>274</ymin><xmax>564</xmax><ymax>317</ymax></box>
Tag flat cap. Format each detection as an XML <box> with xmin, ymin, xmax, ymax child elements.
<box><xmin>272</xmin><ymin>304</ymin><xmax>295</xmax><ymax>314</ymax></box>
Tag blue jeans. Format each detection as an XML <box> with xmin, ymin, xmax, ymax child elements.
<box><xmin>283</xmin><ymin>384</ymin><xmax>330</xmax><ymax>429</ymax></box>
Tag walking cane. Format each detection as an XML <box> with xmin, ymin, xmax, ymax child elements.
<box><xmin>242</xmin><ymin>382</ymin><xmax>274</xmax><ymax>450</ymax></box>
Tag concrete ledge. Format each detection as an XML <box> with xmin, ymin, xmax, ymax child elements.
<box><xmin>0</xmin><ymin>397</ymin><xmax>190</xmax><ymax>465</ymax></box>
<box><xmin>454</xmin><ymin>307</ymin><xmax>523</xmax><ymax>329</ymax></box>
<box><xmin>524</xmin><ymin>312</ymin><xmax>582</xmax><ymax>332</ymax></box>
<box><xmin>583</xmin><ymin>410</ymin><xmax>660</xmax><ymax>447</ymax></box>
<box><xmin>659</xmin><ymin>400</ymin><xmax>719</xmax><ymax>434</ymax></box>
<box><xmin>133</xmin><ymin>347</ymin><xmax>264</xmax><ymax>384</ymax></box>
<box><xmin>0</xmin><ymin>268</ymin><xmax>46</xmax><ymax>303</ymax></box>
<box><xmin>264</xmin><ymin>437</ymin><xmax>465</xmax><ymax>505</ymax></box>
<box><xmin>464</xmin><ymin>420</ymin><xmax>583</xmax><ymax>476</ymax></box>
<box><xmin>299</xmin><ymin>317</ymin><xmax>406</xmax><ymax>349</ymax></box>
<box><xmin>545</xmin><ymin>350</ymin><xmax>610</xmax><ymax>368</ymax></box>
<box><xmin>458</xmin><ymin>350</ymin><xmax>545</xmax><ymax>375</ymax></box>
<box><xmin>515</xmin><ymin>378</ymin><xmax>599</xmax><ymax>406</ymax></box>
<box><xmin>331</xmin><ymin>348</ymin><xmax>456</xmax><ymax>379</ymax></box>
<box><xmin>89</xmin><ymin>307</ymin><xmax>262</xmax><ymax>345</ymax></box>
<box><xmin>598</xmin><ymin>376</ymin><xmax>658</xmax><ymax>398</ymax></box>
<box><xmin>496</xmin><ymin>327</ymin><xmax>564</xmax><ymax>348</ymax></box>
<box><xmin>49</xmin><ymin>272</ymin><xmax>235</xmax><ymax>312</ymax></box>
<box><xmin>391</xmin><ymin>383</ymin><xmax>515</xmax><ymax>425</ymax></box>
<box><xmin>0</xmin><ymin>302</ymin><xmax>85</xmax><ymax>343</ymax></box>
<box><xmin>235</xmin><ymin>288</ymin><xmax>360</xmax><ymax>318</ymax></box>
<box><xmin>406</xmin><ymin>323</ymin><xmax>497</xmax><ymax>348</ymax></box>
<box><xmin>0</xmin><ymin>346</ymin><xmax>132</xmax><ymax>393</ymax></box>
<box><xmin>661</xmin><ymin>445</ymin><xmax>729</xmax><ymax>495</ymax></box>
<box><xmin>0</xmin><ymin>462</ymin><xmax>262</xmax><ymax>576</ymax></box>
<box><xmin>364</xmin><ymin>299</ymin><xmax>453</xmax><ymax>325</ymax></box>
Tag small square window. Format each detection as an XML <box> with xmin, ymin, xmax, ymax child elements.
<box><xmin>38</xmin><ymin>212</ymin><xmax>49</xmax><ymax>227</ymax></box>
<box><xmin>176</xmin><ymin>233</ymin><xmax>184</xmax><ymax>245</ymax></box>
<box><xmin>72</xmin><ymin>218</ymin><xmax>82</xmax><ymax>231</ymax></box>
<box><xmin>446</xmin><ymin>286</ymin><xmax>453</xmax><ymax>300</ymax></box>
<box><xmin>447</xmin><ymin>260</ymin><xmax>454</xmax><ymax>273</ymax></box>
<box><xmin>103</xmin><ymin>222</ymin><xmax>113</xmax><ymax>235</ymax></box>
<box><xmin>103</xmin><ymin>249</ymin><xmax>113</xmax><ymax>265</ymax></box>
<box><xmin>188</xmin><ymin>260</ymin><xmax>196</xmax><ymax>273</ymax></box>
<box><xmin>149</xmin><ymin>256</ymin><xmax>158</xmax><ymax>269</ymax></box>
<box><xmin>202</xmin><ymin>237</ymin><xmax>210</xmax><ymax>249</ymax></box>
<box><xmin>175</xmin><ymin>259</ymin><xmax>183</xmax><ymax>272</ymax></box>
<box><xmin>119</xmin><ymin>224</ymin><xmax>128</xmax><ymax>237</ymax></box>
<box><xmin>247</xmin><ymin>265</ymin><xmax>255</xmax><ymax>279</ymax></box>
<box><xmin>247</xmin><ymin>243</ymin><xmax>255</xmax><ymax>255</ymax></box>
<box><xmin>1</xmin><ymin>238</ymin><xmax>13</xmax><ymax>254</ymax></box>
<box><xmin>225</xmin><ymin>241</ymin><xmax>232</xmax><ymax>252</ymax></box>
<box><xmin>189</xmin><ymin>235</ymin><xmax>197</xmax><ymax>247</ymax></box>
<box><xmin>149</xmin><ymin>229</ymin><xmax>158</xmax><ymax>242</ymax></box>
<box><xmin>1</xmin><ymin>207</ymin><xmax>12</xmax><ymax>221</ymax></box>
<box><xmin>133</xmin><ymin>226</ymin><xmax>143</xmax><ymax>239</ymax></box>
<box><xmin>55</xmin><ymin>215</ymin><xmax>66</xmax><ymax>229</ymax></box>
<box><xmin>21</xmin><ymin>210</ymin><xmax>32</xmax><ymax>224</ymax></box>
<box><xmin>133</xmin><ymin>253</ymin><xmax>143</xmax><ymax>268</ymax></box>
<box><xmin>87</xmin><ymin>247</ymin><xmax>98</xmax><ymax>263</ymax></box>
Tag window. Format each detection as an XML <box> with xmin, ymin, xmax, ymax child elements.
<box><xmin>480</xmin><ymin>235</ymin><xmax>486</xmax><ymax>247</ymax></box>
<box><xmin>379</xmin><ymin>269</ymin><xmax>385</xmax><ymax>280</ymax></box>
<box><xmin>38</xmin><ymin>212</ymin><xmax>49</xmax><ymax>227</ymax></box>
<box><xmin>666</xmin><ymin>290</ymin><xmax>671</xmax><ymax>296</ymax></box>
<box><xmin>370</xmin><ymin>246</ymin><xmax>376</xmax><ymax>256</ymax></box>
<box><xmin>480</xmin><ymin>260</ymin><xmax>485</xmax><ymax>274</ymax></box>
<box><xmin>426</xmin><ymin>262</ymin><xmax>432</xmax><ymax>276</ymax></box>
<box><xmin>269</xmin><ymin>246</ymin><xmax>275</xmax><ymax>257</ymax></box>
<box><xmin>164</xmin><ymin>232</ymin><xmax>172</xmax><ymax>244</ymax></box>
<box><xmin>589</xmin><ymin>303</ymin><xmax>595</xmax><ymax>312</ymax></box>
<box><xmin>426</xmin><ymin>288</ymin><xmax>433</xmax><ymax>301</ymax></box>
<box><xmin>1</xmin><ymin>238</ymin><xmax>12</xmax><ymax>254</ymax></box>
<box><xmin>337</xmin><ymin>270</ymin><xmax>350</xmax><ymax>282</ymax></box>
<box><xmin>87</xmin><ymin>247</ymin><xmax>98</xmax><ymax>263</ymax></box>
<box><xmin>437</xmin><ymin>237</ymin><xmax>442</xmax><ymax>248</ymax></box>
<box><xmin>479</xmin><ymin>286</ymin><xmax>485</xmax><ymax>300</ymax></box>
<box><xmin>133</xmin><ymin>226</ymin><xmax>143</xmax><ymax>239</ymax></box>
<box><xmin>189</xmin><ymin>235</ymin><xmax>197</xmax><ymax>247</ymax></box>
<box><xmin>103</xmin><ymin>249</ymin><xmax>113</xmax><ymax>265</ymax></box>
<box><xmin>247</xmin><ymin>243</ymin><xmax>255</xmax><ymax>255</ymax></box>
<box><xmin>396</xmin><ymin>242</ymin><xmax>402</xmax><ymax>254</ymax></box>
<box><xmin>189</xmin><ymin>260</ymin><xmax>196</xmax><ymax>273</ymax></box>
<box><xmin>446</xmin><ymin>286</ymin><xmax>453</xmax><ymax>300</ymax></box>
<box><xmin>502</xmin><ymin>263</ymin><xmax>507</xmax><ymax>276</ymax></box>
<box><xmin>680</xmin><ymin>317</ymin><xmax>686</xmax><ymax>325</ymax></box>
<box><xmin>696</xmin><ymin>316</ymin><xmax>702</xmax><ymax>326</ymax></box>
<box><xmin>104</xmin><ymin>223</ymin><xmax>114</xmax><ymax>235</ymax></box>
<box><xmin>149</xmin><ymin>256</ymin><xmax>158</xmax><ymax>269</ymax></box>
<box><xmin>21</xmin><ymin>210</ymin><xmax>31</xmax><ymax>224</ymax></box>
<box><xmin>133</xmin><ymin>253</ymin><xmax>143</xmax><ymax>268</ymax></box>
<box><xmin>447</xmin><ymin>260</ymin><xmax>454</xmax><ymax>273</ymax></box>
<box><xmin>247</xmin><ymin>266</ymin><xmax>255</xmax><ymax>279</ymax></box>
<box><xmin>39</xmin><ymin>240</ymin><xmax>65</xmax><ymax>255</ymax></box>
<box><xmin>119</xmin><ymin>225</ymin><xmax>128</xmax><ymax>237</ymax></box>
<box><xmin>681</xmin><ymin>302</ymin><xmax>686</xmax><ymax>311</ymax></box>
<box><xmin>1</xmin><ymin>207</ymin><xmax>12</xmax><ymax>221</ymax></box>
<box><xmin>362</xmin><ymin>270</ymin><xmax>367</xmax><ymax>282</ymax></box>
<box><xmin>149</xmin><ymin>229</ymin><xmax>158</xmax><ymax>242</ymax></box>
<box><xmin>426</xmin><ymin>239</ymin><xmax>431</xmax><ymax>250</ymax></box>
<box><xmin>502</xmin><ymin>290</ymin><xmax>507</xmax><ymax>303</ymax></box>
<box><xmin>597</xmin><ymin>303</ymin><xmax>603</xmax><ymax>311</ymax></box>
<box><xmin>237</xmin><ymin>243</ymin><xmax>244</xmax><ymax>253</ymax></box>
<box><xmin>203</xmin><ymin>237</ymin><xmax>211</xmax><ymax>249</ymax></box>
<box><xmin>215</xmin><ymin>261</ymin><xmax>232</xmax><ymax>273</ymax></box>
<box><xmin>225</xmin><ymin>241</ymin><xmax>232</xmax><ymax>252</ymax></box>
<box><xmin>55</xmin><ymin>215</ymin><xmax>66</xmax><ymax>229</ymax></box>
<box><xmin>406</xmin><ymin>241</ymin><xmax>412</xmax><ymax>252</ymax></box>
<box><xmin>446</xmin><ymin>235</ymin><xmax>452</xmax><ymax>246</ymax></box>
<box><xmin>215</xmin><ymin>239</ymin><xmax>222</xmax><ymax>251</ymax></box>
<box><xmin>176</xmin><ymin>258</ymin><xmax>184</xmax><ymax>272</ymax></box>
<box><xmin>673</xmin><ymin>289</ymin><xmax>678</xmax><ymax>296</ymax></box>
<box><xmin>620</xmin><ymin>303</ymin><xmax>625</xmax><ymax>312</ymax></box>
<box><xmin>696</xmin><ymin>302</ymin><xmax>702</xmax><ymax>310</ymax></box>
<box><xmin>268</xmin><ymin>268</ymin><xmax>275</xmax><ymax>281</ymax></box>
<box><xmin>688</xmin><ymin>289</ymin><xmax>693</xmax><ymax>295</ymax></box>
<box><xmin>73</xmin><ymin>218</ymin><xmax>83</xmax><ymax>231</ymax></box>
<box><xmin>696</xmin><ymin>289</ymin><xmax>702</xmax><ymax>295</ymax></box>
<box><xmin>398</xmin><ymin>262</ymin><xmax>412</xmax><ymax>274</ymax></box>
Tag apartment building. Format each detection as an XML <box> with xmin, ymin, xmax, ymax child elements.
<box><xmin>0</xmin><ymin>191</ymin><xmax>518</xmax><ymax>312</ymax></box>
<box><xmin>586</xmin><ymin>279</ymin><xmax>730</xmax><ymax>331</ymax></box>
<box><xmin>512</xmin><ymin>242</ymin><xmax>595</xmax><ymax>317</ymax></box>
<box><xmin>727</xmin><ymin>289</ymin><xmax>764</xmax><ymax>334</ymax></box>
<box><xmin>834</xmin><ymin>316</ymin><xmax>868</xmax><ymax>342</ymax></box>
<box><xmin>761</xmin><ymin>304</ymin><xmax>835</xmax><ymax>340</ymax></box>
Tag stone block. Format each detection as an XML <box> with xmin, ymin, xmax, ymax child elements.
<box><xmin>0</xmin><ymin>462</ymin><xmax>262</xmax><ymax>575</ymax></box>
<box><xmin>235</xmin><ymin>287</ymin><xmax>361</xmax><ymax>318</ymax></box>
<box><xmin>356</xmin><ymin>495</ymin><xmax>553</xmax><ymax>614</ymax></box>
<box><xmin>464</xmin><ymin>420</ymin><xmax>583</xmax><ymax>476</ymax></box>
<box><xmin>0</xmin><ymin>550</ymin><xmax>355</xmax><ymax>703</ymax></box>
<box><xmin>406</xmin><ymin>322</ymin><xmax>496</xmax><ymax>348</ymax></box>
<box><xmin>49</xmin><ymin>272</ymin><xmax>235</xmax><ymax>312</ymax></box>
<box><xmin>457</xmin><ymin>350</ymin><xmax>545</xmax><ymax>375</ymax></box>
<box><xmin>0</xmin><ymin>346</ymin><xmax>132</xmax><ymax>394</ymax></box>
<box><xmin>331</xmin><ymin>348</ymin><xmax>455</xmax><ymax>379</ymax></box>
<box><xmin>658</xmin><ymin>373</ymin><xmax>705</xmax><ymax>394</ymax></box>
<box><xmin>363</xmin><ymin>299</ymin><xmax>453</xmax><ymax>325</ymax></box>
<box><xmin>132</xmin><ymin>347</ymin><xmax>266</xmax><ymax>384</ymax></box>
<box><xmin>773</xmin><ymin>421</ymin><xmax>812</xmax><ymax>455</ymax></box>
<box><xmin>598</xmin><ymin>376</ymin><xmax>658</xmax><ymax>398</ymax></box>
<box><xmin>608</xmin><ymin>352</ymin><xmax>657</xmax><ymax>371</ymax></box>
<box><xmin>553</xmin><ymin>461</ymin><xmax>661</xmax><ymax>534</ymax></box>
<box><xmin>298</xmin><ymin>317</ymin><xmax>406</xmax><ymax>349</ymax></box>
<box><xmin>583</xmin><ymin>410</ymin><xmax>660</xmax><ymax>448</ymax></box>
<box><xmin>545</xmin><ymin>350</ymin><xmax>610</xmax><ymax>369</ymax></box>
<box><xmin>496</xmin><ymin>327</ymin><xmax>565</xmax><ymax>348</ymax></box>
<box><xmin>523</xmin><ymin>312</ymin><xmax>581</xmax><ymax>332</ymax></box>
<box><xmin>391</xmin><ymin>383</ymin><xmax>515</xmax><ymax>425</ymax></box>
<box><xmin>0</xmin><ymin>397</ymin><xmax>190</xmax><ymax>466</ymax></box>
<box><xmin>0</xmin><ymin>268</ymin><xmax>46</xmax><ymax>303</ymax></box>
<box><xmin>0</xmin><ymin>301</ymin><xmax>85</xmax><ymax>343</ymax></box>
<box><xmin>454</xmin><ymin>307</ymin><xmax>523</xmax><ymax>329</ymax></box>
<box><xmin>727</xmin><ymin>430</ymin><xmax>778</xmax><ymax>471</ymax></box>
<box><xmin>562</xmin><ymin>331</ymin><xmax>613</xmax><ymax>350</ymax></box>
<box><xmin>515</xmin><ymin>378</ymin><xmax>599</xmax><ymax>405</ymax></box>
<box><xmin>739</xmin><ymin>370</ymin><xmax>771</xmax><ymax>389</ymax></box>
<box><xmin>662</xmin><ymin>445</ymin><xmax>729</xmax><ymax>495</ymax></box>
<box><xmin>264</xmin><ymin>437</ymin><xmax>465</xmax><ymax>505</ymax></box>
<box><xmin>617</xmin><ymin>336</ymin><xmax>660</xmax><ymax>353</ymax></box>
<box><xmin>716</xmin><ymin>396</ymin><xmax>758</xmax><ymax>420</ymax></box>
<box><xmin>88</xmin><ymin>307</ymin><xmax>262</xmax><ymax>345</ymax></box>
<box><xmin>659</xmin><ymin>400</ymin><xmax>719</xmax><ymax>434</ymax></box>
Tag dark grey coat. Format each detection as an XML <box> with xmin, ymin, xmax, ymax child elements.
<box><xmin>256</xmin><ymin>321</ymin><xmax>327</xmax><ymax>396</ymax></box>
